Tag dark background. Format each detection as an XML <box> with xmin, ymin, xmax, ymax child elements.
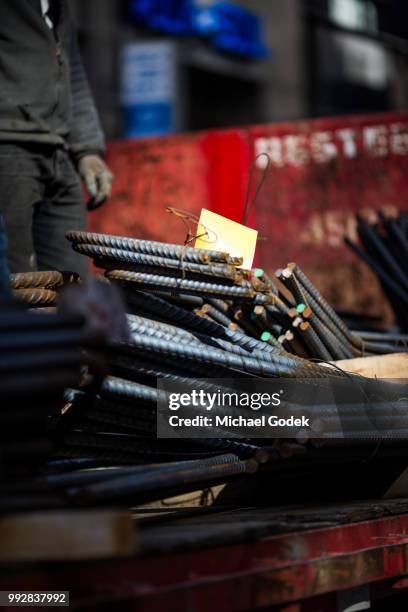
<box><xmin>70</xmin><ymin>0</ymin><xmax>408</xmax><ymax>139</ymax></box>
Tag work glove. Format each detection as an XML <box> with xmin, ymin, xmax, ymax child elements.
<box><xmin>78</xmin><ymin>154</ymin><xmax>114</xmax><ymax>210</ymax></box>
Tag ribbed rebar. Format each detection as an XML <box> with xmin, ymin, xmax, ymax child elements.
<box><xmin>67</xmin><ymin>454</ymin><xmax>257</xmax><ymax>503</ymax></box>
<box><xmin>127</xmin><ymin>316</ymin><xmax>205</xmax><ymax>347</ymax></box>
<box><xmin>361</xmin><ymin>222</ymin><xmax>408</xmax><ymax>292</ymax></box>
<box><xmin>107</xmin><ymin>269</ymin><xmax>267</xmax><ymax>302</ymax></box>
<box><xmin>125</xmin><ymin>290</ymin><xmax>228</xmax><ymax>336</ymax></box>
<box><xmin>307</xmin><ymin>314</ymin><xmax>353</xmax><ymax>360</ymax></box>
<box><xmin>289</xmin><ymin>264</ymin><xmax>360</xmax><ymax>351</ymax></box>
<box><xmin>278</xmin><ymin>269</ymin><xmax>308</xmax><ymax>306</ymax></box>
<box><xmin>74</xmin><ymin>243</ymin><xmax>239</xmax><ymax>281</ymax></box>
<box><xmin>108</xmin><ymin>353</ymin><xmax>234</xmax><ymax>392</ymax></box>
<box><xmin>10</xmin><ymin>271</ymin><xmax>79</xmax><ymax>290</ymax></box>
<box><xmin>101</xmin><ymin>377</ymin><xmax>162</xmax><ymax>405</ymax></box>
<box><xmin>120</xmin><ymin>332</ymin><xmax>341</xmax><ymax>379</ymax></box>
<box><xmin>13</xmin><ymin>288</ymin><xmax>58</xmax><ymax>306</ymax></box>
<box><xmin>344</xmin><ymin>237</ymin><xmax>408</xmax><ymax>304</ymax></box>
<box><xmin>298</xmin><ymin>322</ymin><xmax>332</xmax><ymax>361</ymax></box>
<box><xmin>289</xmin><ymin>263</ymin><xmax>360</xmax><ymax>345</ymax></box>
<box><xmin>66</xmin><ymin>230</ymin><xmax>243</xmax><ymax>265</ymax></box>
<box><xmin>122</xmin><ymin>289</ymin><xmax>317</xmax><ymax>366</ymax></box>
<box><xmin>200</xmin><ymin>304</ymin><xmax>234</xmax><ymax>328</ymax></box>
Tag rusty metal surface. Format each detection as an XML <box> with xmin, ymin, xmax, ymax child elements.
<box><xmin>2</xmin><ymin>502</ymin><xmax>408</xmax><ymax>610</ymax></box>
<box><xmin>13</xmin><ymin>288</ymin><xmax>58</xmax><ymax>307</ymax></box>
<box><xmin>89</xmin><ymin>135</ymin><xmax>210</xmax><ymax>247</ymax></box>
<box><xmin>10</xmin><ymin>271</ymin><xmax>79</xmax><ymax>291</ymax></box>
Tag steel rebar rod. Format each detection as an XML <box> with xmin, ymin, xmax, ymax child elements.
<box><xmin>108</xmin><ymin>353</ymin><xmax>236</xmax><ymax>393</ymax></box>
<box><xmin>298</xmin><ymin>322</ymin><xmax>332</xmax><ymax>361</ymax></box>
<box><xmin>13</xmin><ymin>288</ymin><xmax>58</xmax><ymax>307</ymax></box>
<box><xmin>344</xmin><ymin>238</ymin><xmax>408</xmax><ymax>304</ymax></box>
<box><xmin>107</xmin><ymin>269</ymin><xmax>276</xmax><ymax>303</ymax></box>
<box><xmin>119</xmin><ymin>332</ymin><xmax>342</xmax><ymax>379</ymax></box>
<box><xmin>67</xmin><ymin>455</ymin><xmax>258</xmax><ymax>503</ymax></box>
<box><xmin>125</xmin><ymin>289</ymin><xmax>278</xmax><ymax>355</ymax></box>
<box><xmin>74</xmin><ymin>243</ymin><xmax>240</xmax><ymax>281</ymax></box>
<box><xmin>357</xmin><ymin>331</ymin><xmax>408</xmax><ymax>344</ymax></box>
<box><xmin>200</xmin><ymin>303</ymin><xmax>235</xmax><ymax>328</ymax></box>
<box><xmin>10</xmin><ymin>271</ymin><xmax>79</xmax><ymax>290</ymax></box>
<box><xmin>101</xmin><ymin>377</ymin><xmax>163</xmax><ymax>405</ymax></box>
<box><xmin>288</xmin><ymin>263</ymin><xmax>362</xmax><ymax>351</ymax></box>
<box><xmin>359</xmin><ymin>221</ymin><xmax>408</xmax><ymax>292</ymax></box>
<box><xmin>66</xmin><ymin>230</ymin><xmax>242</xmax><ymax>265</ymax></box>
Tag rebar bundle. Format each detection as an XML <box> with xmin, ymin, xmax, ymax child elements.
<box><xmin>67</xmin><ymin>229</ymin><xmax>406</xmax><ymax>366</ymax></box>
<box><xmin>0</xmin><ymin>305</ymin><xmax>88</xmax><ymax>480</ymax></box>
<box><xmin>11</xmin><ymin>271</ymin><xmax>81</xmax><ymax>308</ymax></box>
<box><xmin>1</xmin><ymin>226</ymin><xmax>406</xmax><ymax>515</ymax></box>
<box><xmin>345</xmin><ymin>209</ymin><xmax>408</xmax><ymax>331</ymax></box>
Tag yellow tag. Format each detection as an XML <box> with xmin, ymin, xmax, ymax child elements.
<box><xmin>195</xmin><ymin>208</ymin><xmax>258</xmax><ymax>270</ymax></box>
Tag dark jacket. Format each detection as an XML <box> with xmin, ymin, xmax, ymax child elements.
<box><xmin>0</xmin><ymin>0</ymin><xmax>105</xmax><ymax>161</ymax></box>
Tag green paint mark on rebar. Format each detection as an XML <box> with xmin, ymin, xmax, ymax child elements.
<box><xmin>261</xmin><ymin>331</ymin><xmax>271</xmax><ymax>342</ymax></box>
<box><xmin>254</xmin><ymin>268</ymin><xmax>264</xmax><ymax>278</ymax></box>
<box><xmin>296</xmin><ymin>303</ymin><xmax>306</xmax><ymax>314</ymax></box>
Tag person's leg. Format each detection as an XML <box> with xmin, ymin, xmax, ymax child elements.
<box><xmin>0</xmin><ymin>214</ymin><xmax>11</xmax><ymax>298</ymax></box>
<box><xmin>0</xmin><ymin>144</ymin><xmax>44</xmax><ymax>273</ymax></box>
<box><xmin>33</xmin><ymin>149</ymin><xmax>89</xmax><ymax>279</ymax></box>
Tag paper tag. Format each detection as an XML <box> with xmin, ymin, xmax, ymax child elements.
<box><xmin>195</xmin><ymin>208</ymin><xmax>258</xmax><ymax>269</ymax></box>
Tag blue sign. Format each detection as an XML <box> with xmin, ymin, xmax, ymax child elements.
<box><xmin>130</xmin><ymin>0</ymin><xmax>193</xmax><ymax>35</ymax></box>
<box><xmin>194</xmin><ymin>2</ymin><xmax>268</xmax><ymax>58</ymax></box>
<box><xmin>120</xmin><ymin>42</ymin><xmax>177</xmax><ymax>138</ymax></box>
<box><xmin>129</xmin><ymin>0</ymin><xmax>268</xmax><ymax>59</ymax></box>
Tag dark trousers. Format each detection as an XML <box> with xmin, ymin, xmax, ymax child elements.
<box><xmin>0</xmin><ymin>214</ymin><xmax>10</xmax><ymax>298</ymax></box>
<box><xmin>0</xmin><ymin>144</ymin><xmax>89</xmax><ymax>278</ymax></box>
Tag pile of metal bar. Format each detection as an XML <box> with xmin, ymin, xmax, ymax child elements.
<box><xmin>274</xmin><ymin>263</ymin><xmax>406</xmax><ymax>359</ymax></box>
<box><xmin>67</xmin><ymin>230</ymin><xmax>359</xmax><ymax>366</ymax></box>
<box><xmin>10</xmin><ymin>271</ymin><xmax>80</xmax><ymax>308</ymax></box>
<box><xmin>345</xmin><ymin>209</ymin><xmax>408</xmax><ymax>331</ymax></box>
<box><xmin>0</xmin><ymin>304</ymin><xmax>87</xmax><ymax>481</ymax></box>
<box><xmin>66</xmin><ymin>229</ymin><xmax>407</xmax><ymax>362</ymax></box>
<box><xmin>7</xmin><ymin>230</ymin><xmax>330</xmax><ymax>504</ymax></box>
<box><xmin>2</xmin><ymin>228</ymin><xmax>406</xmax><ymax>513</ymax></box>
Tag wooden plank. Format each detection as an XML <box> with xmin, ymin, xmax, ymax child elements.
<box><xmin>332</xmin><ymin>353</ymin><xmax>408</xmax><ymax>379</ymax></box>
<box><xmin>0</xmin><ymin>510</ymin><xmax>136</xmax><ymax>562</ymax></box>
